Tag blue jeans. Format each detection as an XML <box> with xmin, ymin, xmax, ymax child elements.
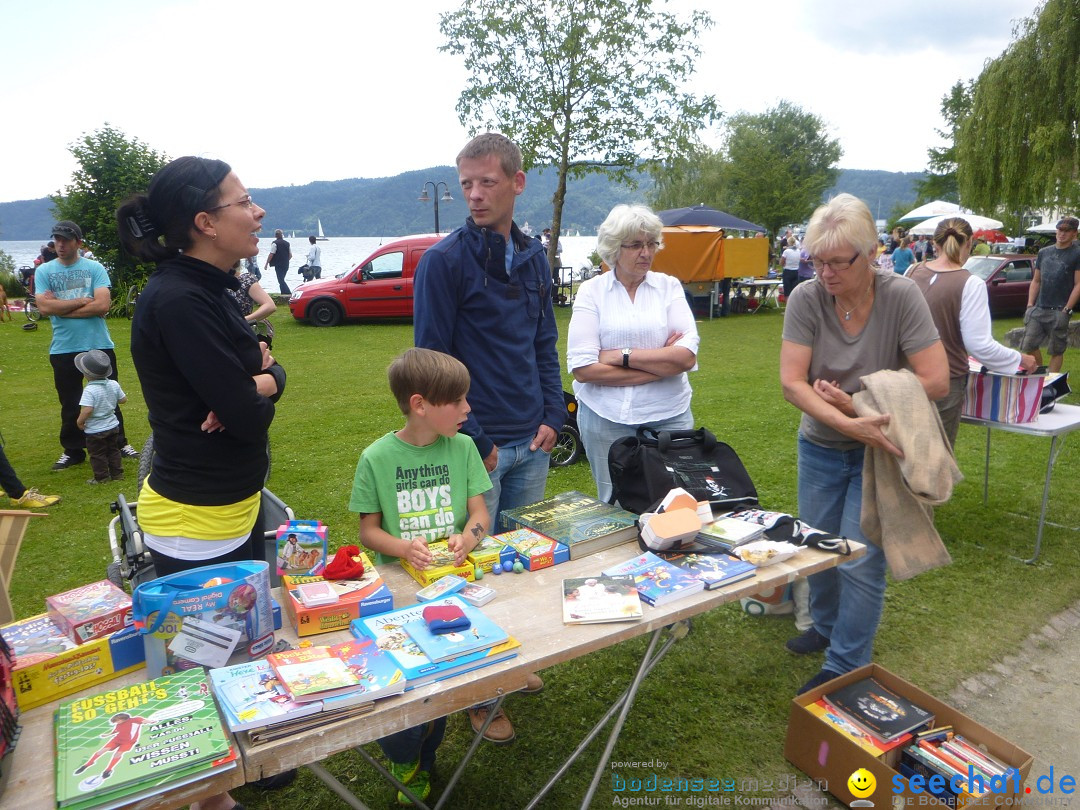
<box><xmin>577</xmin><ymin>401</ymin><xmax>694</xmax><ymax>504</ymax></box>
<box><xmin>377</xmin><ymin>717</ymin><xmax>446</xmax><ymax>772</ymax></box>
<box><xmin>483</xmin><ymin>437</ymin><xmax>550</xmax><ymax>528</ymax></box>
<box><xmin>797</xmin><ymin>435</ymin><xmax>887</xmax><ymax>675</ymax></box>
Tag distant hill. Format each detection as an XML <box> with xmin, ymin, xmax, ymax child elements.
<box><xmin>0</xmin><ymin>166</ymin><xmax>924</xmax><ymax>241</ymax></box>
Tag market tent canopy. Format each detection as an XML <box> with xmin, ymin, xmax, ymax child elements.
<box><xmin>1027</xmin><ymin>223</ymin><xmax>1059</xmax><ymax>234</ymax></box>
<box><xmin>910</xmin><ymin>213</ymin><xmax>1004</xmax><ymax>236</ymax></box>
<box><xmin>657</xmin><ymin>204</ymin><xmax>766</xmax><ymax>232</ymax></box>
<box><xmin>896</xmin><ymin>200</ymin><xmax>967</xmax><ymax>223</ymax></box>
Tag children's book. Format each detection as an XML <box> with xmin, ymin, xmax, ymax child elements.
<box><xmin>403</xmin><ymin>602</ymin><xmax>509</xmax><ymax>663</ymax></box>
<box><xmin>561</xmin><ymin>575</ymin><xmax>643</xmax><ymax>624</ymax></box>
<box><xmin>823</xmin><ymin>677</ymin><xmax>935</xmax><ymax>741</ymax></box>
<box><xmin>657</xmin><ymin>551</ymin><xmax>757</xmax><ymax>590</ymax></box>
<box><xmin>601</xmin><ymin>551</ymin><xmax>705</xmax><ymax>606</ymax></box>
<box><xmin>499</xmin><ymin>491</ymin><xmax>638</xmax><ymax>560</ymax></box>
<box><xmin>330</xmin><ymin>636</ymin><xmax>407</xmax><ymax>702</ymax></box>
<box><xmin>696</xmin><ymin>516</ymin><xmax>764</xmax><ymax>548</ymax></box>
<box><xmin>457</xmin><ymin>581</ymin><xmax>496</xmax><ymax>607</ymax></box>
<box><xmin>54</xmin><ymin>668</ymin><xmax>234</xmax><ymax>810</ymax></box>
<box><xmin>266</xmin><ymin>645</ymin><xmax>362</xmax><ymax>702</ymax></box>
<box><xmin>209</xmin><ymin>658</ymin><xmax>325</xmax><ymax>732</ymax></box>
<box><xmin>351</xmin><ymin>597</ymin><xmax>520</xmax><ymax>689</ymax></box>
<box><xmin>805</xmin><ymin>699</ymin><xmax>911</xmax><ymax>757</ymax></box>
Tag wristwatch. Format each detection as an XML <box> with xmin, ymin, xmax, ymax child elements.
<box><xmin>622</xmin><ymin>348</ymin><xmax>632</xmax><ymax>368</ymax></box>
<box><xmin>1066</xmin><ymin>308</ymin><xmax>1074</xmax><ymax>315</ymax></box>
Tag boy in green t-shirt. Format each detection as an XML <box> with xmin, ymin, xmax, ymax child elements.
<box><xmin>349</xmin><ymin>347</ymin><xmax>490</xmax><ymax>804</ymax></box>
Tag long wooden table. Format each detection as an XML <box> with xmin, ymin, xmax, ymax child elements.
<box><xmin>8</xmin><ymin>538</ymin><xmax>862</xmax><ymax>809</ymax></box>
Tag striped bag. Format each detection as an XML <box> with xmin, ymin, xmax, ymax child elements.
<box><xmin>962</xmin><ymin>362</ymin><xmax>1046</xmax><ymax>424</ymax></box>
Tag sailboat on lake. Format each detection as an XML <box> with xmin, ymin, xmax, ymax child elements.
<box><xmin>316</xmin><ymin>219</ymin><xmax>329</xmax><ymax>241</ymax></box>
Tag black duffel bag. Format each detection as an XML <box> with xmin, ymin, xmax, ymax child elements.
<box><xmin>607</xmin><ymin>427</ymin><xmax>758</xmax><ymax>514</ymax></box>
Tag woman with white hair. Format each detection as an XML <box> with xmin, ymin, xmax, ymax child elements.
<box><xmin>780</xmin><ymin>193</ymin><xmax>947</xmax><ymax>694</ymax></box>
<box><xmin>566</xmin><ymin>204</ymin><xmax>699</xmax><ymax>503</ymax></box>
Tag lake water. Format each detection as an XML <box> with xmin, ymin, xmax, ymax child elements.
<box><xmin>2</xmin><ymin>233</ymin><xmax>600</xmax><ymax>296</ymax></box>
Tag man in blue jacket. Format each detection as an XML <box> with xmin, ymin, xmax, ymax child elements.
<box><xmin>414</xmin><ymin>133</ymin><xmax>564</xmax><ymax>743</ymax></box>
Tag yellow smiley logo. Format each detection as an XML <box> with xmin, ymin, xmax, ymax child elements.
<box><xmin>848</xmin><ymin>768</ymin><xmax>877</xmax><ymax>798</ymax></box>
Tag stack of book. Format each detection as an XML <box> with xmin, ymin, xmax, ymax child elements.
<box><xmin>209</xmin><ymin>638</ymin><xmax>404</xmax><ymax>736</ymax></box>
<box><xmin>601</xmin><ymin>551</ymin><xmax>704</xmax><ymax>606</ymax></box>
<box><xmin>821</xmin><ymin>677</ymin><xmax>935</xmax><ymax>752</ymax></box>
<box><xmin>351</xmin><ymin>596</ymin><xmax>519</xmax><ymax>689</ymax></box>
<box><xmin>55</xmin><ymin>668</ymin><xmax>236</xmax><ymax>810</ymax></box>
<box><xmin>656</xmin><ymin>551</ymin><xmax>756</xmax><ymax>590</ymax></box>
<box><xmin>499</xmin><ymin>491</ymin><xmax>638</xmax><ymax>560</ymax></box>
<box><xmin>900</xmin><ymin>733</ymin><xmax>1020</xmax><ymax>797</ymax></box>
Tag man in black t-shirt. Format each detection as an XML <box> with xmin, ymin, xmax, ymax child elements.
<box><xmin>1022</xmin><ymin>216</ymin><xmax>1080</xmax><ymax>372</ymax></box>
<box><xmin>265</xmin><ymin>229</ymin><xmax>292</xmax><ymax>295</ymax></box>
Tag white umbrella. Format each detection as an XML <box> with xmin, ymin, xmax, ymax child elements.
<box><xmin>896</xmin><ymin>200</ymin><xmax>966</xmax><ymax>223</ymax></box>
<box><xmin>909</xmin><ymin>213</ymin><xmax>1004</xmax><ymax>236</ymax></box>
<box><xmin>1026</xmin><ymin>222</ymin><xmax>1058</xmax><ymax>234</ymax></box>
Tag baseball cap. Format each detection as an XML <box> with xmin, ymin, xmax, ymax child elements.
<box><xmin>52</xmin><ymin>220</ymin><xmax>83</xmax><ymax>241</ymax></box>
<box><xmin>1056</xmin><ymin>217</ymin><xmax>1079</xmax><ymax>231</ymax></box>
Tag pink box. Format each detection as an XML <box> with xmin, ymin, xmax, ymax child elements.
<box><xmin>46</xmin><ymin>579</ymin><xmax>133</xmax><ymax>644</ymax></box>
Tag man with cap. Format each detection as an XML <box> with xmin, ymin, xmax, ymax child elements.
<box><xmin>34</xmin><ymin>220</ymin><xmax>138</xmax><ymax>470</ymax></box>
<box><xmin>1021</xmin><ymin>216</ymin><xmax>1080</xmax><ymax>373</ymax></box>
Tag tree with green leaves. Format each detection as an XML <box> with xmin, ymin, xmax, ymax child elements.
<box><xmin>723</xmin><ymin>101</ymin><xmax>841</xmax><ymax>237</ymax></box>
<box><xmin>649</xmin><ymin>142</ymin><xmax>729</xmax><ymax>213</ymax></box>
<box><xmin>916</xmin><ymin>80</ymin><xmax>971</xmax><ymax>204</ymax></box>
<box><xmin>52</xmin><ymin>125</ymin><xmax>167</xmax><ymax>302</ymax></box>
<box><xmin>958</xmin><ymin>0</ymin><xmax>1080</xmax><ymax>219</ymax></box>
<box><xmin>439</xmin><ymin>0</ymin><xmax>718</xmax><ymax>267</ymax></box>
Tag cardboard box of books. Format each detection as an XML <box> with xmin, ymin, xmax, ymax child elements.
<box><xmin>785</xmin><ymin>663</ymin><xmax>1033</xmax><ymax>809</ymax></box>
<box><xmin>1</xmin><ymin>614</ymin><xmax>145</xmax><ymax>711</ymax></box>
<box><xmin>281</xmin><ymin>554</ymin><xmax>393</xmax><ymax>637</ymax></box>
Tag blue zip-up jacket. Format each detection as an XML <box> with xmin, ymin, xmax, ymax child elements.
<box><xmin>414</xmin><ymin>218</ymin><xmax>566</xmax><ymax>460</ymax></box>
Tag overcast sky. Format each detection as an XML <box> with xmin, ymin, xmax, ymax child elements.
<box><xmin>0</xmin><ymin>0</ymin><xmax>1037</xmax><ymax>204</ymax></box>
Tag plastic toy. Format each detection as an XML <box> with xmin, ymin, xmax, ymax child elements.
<box><xmin>512</xmin><ymin>560</ymin><xmax>524</xmax><ymax>574</ymax></box>
<box><xmin>501</xmin><ymin>560</ymin><xmax>515</xmax><ymax>573</ymax></box>
<box><xmin>473</xmin><ymin>565</ymin><xmax>484</xmax><ymax>581</ymax></box>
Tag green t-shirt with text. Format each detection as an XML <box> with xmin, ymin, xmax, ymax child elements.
<box><xmin>349</xmin><ymin>431</ymin><xmax>491</xmax><ymax>565</ymax></box>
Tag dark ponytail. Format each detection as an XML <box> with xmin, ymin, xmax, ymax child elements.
<box><xmin>116</xmin><ymin>156</ymin><xmax>231</xmax><ymax>263</ymax></box>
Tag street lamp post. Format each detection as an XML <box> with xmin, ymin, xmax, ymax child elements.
<box><xmin>418</xmin><ymin>181</ymin><xmax>454</xmax><ymax>234</ymax></box>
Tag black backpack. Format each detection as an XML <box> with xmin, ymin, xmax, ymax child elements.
<box><xmin>607</xmin><ymin>427</ymin><xmax>758</xmax><ymax>514</ymax></box>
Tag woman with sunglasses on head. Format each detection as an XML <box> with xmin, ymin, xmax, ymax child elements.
<box><xmin>117</xmin><ymin>157</ymin><xmax>287</xmax><ymax>809</ymax></box>
<box><xmin>566</xmin><ymin>204</ymin><xmax>699</xmax><ymax>503</ymax></box>
<box><xmin>779</xmin><ymin>194</ymin><xmax>947</xmax><ymax>694</ymax></box>
<box><xmin>907</xmin><ymin>217</ymin><xmax>1036</xmax><ymax>447</ymax></box>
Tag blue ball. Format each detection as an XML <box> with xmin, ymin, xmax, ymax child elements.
<box><xmin>491</xmin><ymin>563</ymin><xmax>503</xmax><ymax>575</ymax></box>
<box><xmin>502</xmin><ymin>559</ymin><xmax>515</xmax><ymax>573</ymax></box>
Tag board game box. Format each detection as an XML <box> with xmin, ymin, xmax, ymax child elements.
<box><xmin>46</xmin><ymin>580</ymin><xmax>133</xmax><ymax>645</ymax></box>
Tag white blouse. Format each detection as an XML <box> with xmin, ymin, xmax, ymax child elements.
<box><xmin>566</xmin><ymin>270</ymin><xmax>700</xmax><ymax>424</ymax></box>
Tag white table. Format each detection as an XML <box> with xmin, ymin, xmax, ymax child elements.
<box><xmin>961</xmin><ymin>402</ymin><xmax>1080</xmax><ymax>563</ymax></box>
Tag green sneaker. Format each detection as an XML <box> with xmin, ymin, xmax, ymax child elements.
<box><xmin>397</xmin><ymin>769</ymin><xmax>431</xmax><ymax>806</ymax></box>
<box><xmin>388</xmin><ymin>758</ymin><xmax>419</xmax><ymax>795</ymax></box>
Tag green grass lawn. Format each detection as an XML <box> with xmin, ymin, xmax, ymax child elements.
<box><xmin>3</xmin><ymin>303</ymin><xmax>1078</xmax><ymax>809</ymax></box>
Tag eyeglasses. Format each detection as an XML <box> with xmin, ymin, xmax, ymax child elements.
<box><xmin>621</xmin><ymin>240</ymin><xmax>661</xmax><ymax>252</ymax></box>
<box><xmin>810</xmin><ymin>252</ymin><xmax>861</xmax><ymax>272</ymax></box>
<box><xmin>208</xmin><ymin>194</ymin><xmax>256</xmax><ymax>212</ymax></box>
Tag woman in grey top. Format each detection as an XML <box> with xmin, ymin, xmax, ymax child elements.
<box><xmin>779</xmin><ymin>193</ymin><xmax>947</xmax><ymax>694</ymax></box>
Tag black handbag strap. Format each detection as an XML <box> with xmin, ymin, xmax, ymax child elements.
<box><xmin>637</xmin><ymin>426</ymin><xmax>718</xmax><ymax>453</ymax></box>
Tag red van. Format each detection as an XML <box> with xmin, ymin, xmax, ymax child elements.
<box><xmin>288</xmin><ymin>234</ymin><xmax>445</xmax><ymax>325</ymax></box>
